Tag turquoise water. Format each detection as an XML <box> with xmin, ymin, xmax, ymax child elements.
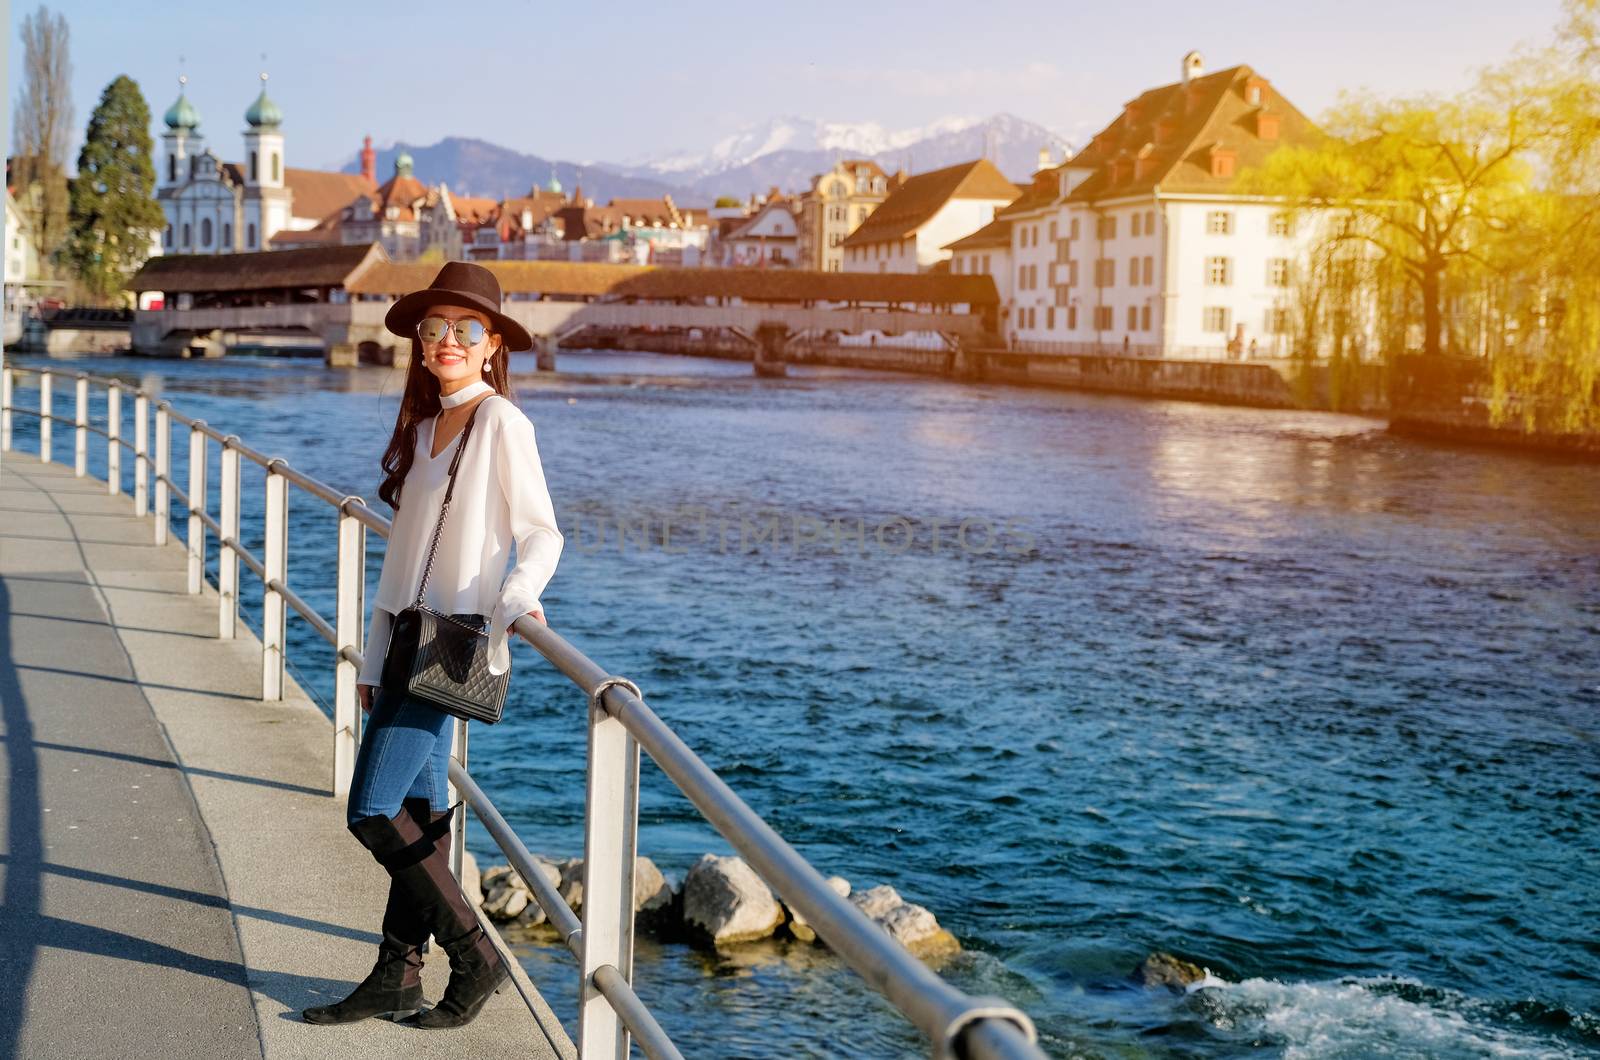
<box><xmin>7</xmin><ymin>351</ymin><xmax>1598</xmax><ymax>1058</ymax></box>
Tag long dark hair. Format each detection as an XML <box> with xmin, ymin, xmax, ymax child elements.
<box><xmin>378</xmin><ymin>335</ymin><xmax>515</xmax><ymax>509</ymax></box>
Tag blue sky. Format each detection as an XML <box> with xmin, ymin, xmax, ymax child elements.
<box><xmin>9</xmin><ymin>0</ymin><xmax>1568</xmax><ymax>174</ymax></box>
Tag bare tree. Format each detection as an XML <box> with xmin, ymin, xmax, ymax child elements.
<box><xmin>11</xmin><ymin>5</ymin><xmax>73</xmax><ymax>271</ymax></box>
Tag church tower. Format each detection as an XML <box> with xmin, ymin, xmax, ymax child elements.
<box><xmin>240</xmin><ymin>73</ymin><xmax>291</xmax><ymax>249</ymax></box>
<box><xmin>160</xmin><ymin>76</ymin><xmax>202</xmax><ymax>189</ymax></box>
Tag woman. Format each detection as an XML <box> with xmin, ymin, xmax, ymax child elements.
<box><xmin>302</xmin><ymin>261</ymin><xmax>563</xmax><ymax>1029</ymax></box>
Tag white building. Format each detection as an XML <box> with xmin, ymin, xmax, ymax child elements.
<box><xmin>945</xmin><ymin>215</ymin><xmax>1013</xmax><ymax>305</ymax></box>
<box><xmin>1004</xmin><ymin>53</ymin><xmax>1325</xmax><ymax>358</ymax></box>
<box><xmin>156</xmin><ymin>75</ymin><xmax>374</xmax><ymax>256</ymax></box>
<box><xmin>5</xmin><ymin>187</ymin><xmax>40</xmax><ymax>289</ymax></box>
<box><xmin>842</xmin><ymin>159</ymin><xmax>1018</xmax><ymax>274</ymax></box>
<box><xmin>718</xmin><ymin>197</ymin><xmax>800</xmax><ymax>267</ymax></box>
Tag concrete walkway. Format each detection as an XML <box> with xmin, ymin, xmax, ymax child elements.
<box><xmin>0</xmin><ymin>454</ymin><xmax>574</xmax><ymax>1060</ymax></box>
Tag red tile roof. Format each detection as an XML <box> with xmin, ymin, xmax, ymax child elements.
<box><xmin>1063</xmin><ymin>64</ymin><xmax>1319</xmax><ymax>201</ymax></box>
<box><xmin>285</xmin><ymin>168</ymin><xmax>377</xmax><ymax>222</ymax></box>
<box><xmin>450</xmin><ymin>194</ymin><xmax>499</xmax><ymax>224</ymax></box>
<box><xmin>942</xmin><ymin>216</ymin><xmax>1013</xmax><ymax>251</ymax></box>
<box><xmin>841</xmin><ymin>159</ymin><xmax>1019</xmax><ymax>247</ymax></box>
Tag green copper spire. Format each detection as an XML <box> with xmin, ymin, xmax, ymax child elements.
<box><xmin>244</xmin><ymin>72</ymin><xmax>282</xmax><ymax>130</ymax></box>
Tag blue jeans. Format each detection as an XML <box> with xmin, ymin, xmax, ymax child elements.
<box><xmin>347</xmin><ymin>686</ymin><xmax>455</xmax><ymax>825</ymax></box>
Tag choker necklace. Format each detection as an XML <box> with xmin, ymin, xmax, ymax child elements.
<box><xmin>438</xmin><ymin>380</ymin><xmax>493</xmax><ymax>409</ymax></box>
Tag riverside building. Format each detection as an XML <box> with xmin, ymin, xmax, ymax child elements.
<box><xmin>796</xmin><ymin>159</ymin><xmax>897</xmax><ymax>272</ymax></box>
<box><xmin>995</xmin><ymin>53</ymin><xmax>1331</xmax><ymax>358</ymax></box>
<box><xmin>841</xmin><ymin>159</ymin><xmax>1018</xmax><ymax>275</ymax></box>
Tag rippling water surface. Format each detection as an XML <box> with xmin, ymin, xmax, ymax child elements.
<box><xmin>10</xmin><ymin>350</ymin><xmax>1599</xmax><ymax>1058</ymax></box>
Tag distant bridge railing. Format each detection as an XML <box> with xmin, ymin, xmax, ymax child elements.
<box><xmin>0</xmin><ymin>360</ymin><xmax>1045</xmax><ymax>1060</ymax></box>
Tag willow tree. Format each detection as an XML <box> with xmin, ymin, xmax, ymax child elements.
<box><xmin>1243</xmin><ymin>92</ymin><xmax>1537</xmax><ymax>362</ymax></box>
<box><xmin>63</xmin><ymin>76</ymin><xmax>165</xmax><ymax>303</ymax></box>
<box><xmin>1474</xmin><ymin>0</ymin><xmax>1600</xmax><ymax>434</ymax></box>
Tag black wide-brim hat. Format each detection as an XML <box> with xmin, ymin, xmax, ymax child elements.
<box><xmin>384</xmin><ymin>260</ymin><xmax>534</xmax><ymax>352</ymax></box>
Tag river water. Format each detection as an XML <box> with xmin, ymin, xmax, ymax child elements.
<box><xmin>7</xmin><ymin>350</ymin><xmax>1598</xmax><ymax>1059</ymax></box>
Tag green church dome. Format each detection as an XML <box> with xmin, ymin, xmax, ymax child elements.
<box><xmin>164</xmin><ymin>77</ymin><xmax>201</xmax><ymax>131</ymax></box>
<box><xmin>245</xmin><ymin>74</ymin><xmax>282</xmax><ymax>129</ymax></box>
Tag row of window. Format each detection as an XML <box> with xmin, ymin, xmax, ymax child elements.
<box><xmin>846</xmin><ymin>241</ymin><xmax>911</xmax><ymax>261</ymax></box>
<box><xmin>825</xmin><ymin>205</ymin><xmax>871</xmax><ymax>224</ymax></box>
<box><xmin>163</xmin><ymin>219</ymin><xmax>258</xmax><ymax>250</ymax></box>
<box><xmin>1205</xmin><ymin>256</ymin><xmax>1292</xmax><ymax>287</ymax></box>
<box><xmin>951</xmin><ymin>253</ymin><xmax>993</xmax><ymax>274</ymax></box>
<box><xmin>1207</xmin><ymin>210</ymin><xmax>1296</xmax><ymax>237</ymax></box>
<box><xmin>1013</xmin><ymin>304</ymin><xmax>1290</xmax><ymax>335</ymax></box>
<box><xmin>1015</xmin><ymin>304</ymin><xmax>1156</xmax><ymax>332</ymax></box>
<box><xmin>1019</xmin><ymin>208</ymin><xmax>1296</xmax><ymax>249</ymax></box>
<box><xmin>166</xmin><ymin>150</ymin><xmax>280</xmax><ymax>186</ymax></box>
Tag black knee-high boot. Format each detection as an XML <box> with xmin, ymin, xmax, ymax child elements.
<box><xmin>348</xmin><ymin>805</ymin><xmax>510</xmax><ymax>1030</ymax></box>
<box><xmin>299</xmin><ymin>801</ymin><xmax>437</xmax><ymax>1023</ymax></box>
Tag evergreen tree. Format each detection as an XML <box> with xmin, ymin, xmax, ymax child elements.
<box><xmin>64</xmin><ymin>75</ymin><xmax>165</xmax><ymax>303</ymax></box>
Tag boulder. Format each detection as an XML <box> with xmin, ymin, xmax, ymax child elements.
<box><xmin>682</xmin><ymin>854</ymin><xmax>786</xmax><ymax>945</ymax></box>
<box><xmin>558</xmin><ymin>857</ymin><xmax>585</xmax><ymax>911</ymax></box>
<box><xmin>551</xmin><ymin>856</ymin><xmax>677</xmax><ymax>917</ymax></box>
<box><xmin>1133</xmin><ymin>952</ymin><xmax>1209</xmax><ymax>992</ymax></box>
<box><xmin>480</xmin><ymin>859</ymin><xmax>562</xmax><ymax>925</ymax></box>
<box><xmin>787</xmin><ymin>875</ymin><xmax>850</xmax><ymax>944</ymax></box>
<box><xmin>849</xmin><ymin>884</ymin><xmax>960</xmax><ymax>959</ymax></box>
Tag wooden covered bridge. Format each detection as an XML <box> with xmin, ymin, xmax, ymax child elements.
<box><xmin>126</xmin><ymin>244</ymin><xmax>1002</xmax><ymax>375</ymax></box>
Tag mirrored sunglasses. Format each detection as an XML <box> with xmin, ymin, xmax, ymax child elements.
<box><xmin>417</xmin><ymin>315</ymin><xmax>488</xmax><ymax>347</ymax></box>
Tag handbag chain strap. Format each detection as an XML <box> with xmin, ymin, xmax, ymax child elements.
<box><xmin>411</xmin><ymin>399</ymin><xmax>484</xmax><ymax>611</ymax></box>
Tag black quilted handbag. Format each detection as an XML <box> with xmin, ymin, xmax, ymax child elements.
<box><xmin>380</xmin><ymin>403</ymin><xmax>510</xmax><ymax>724</ymax></box>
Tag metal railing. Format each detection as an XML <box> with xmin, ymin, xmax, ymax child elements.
<box><xmin>0</xmin><ymin>361</ymin><xmax>1046</xmax><ymax>1060</ymax></box>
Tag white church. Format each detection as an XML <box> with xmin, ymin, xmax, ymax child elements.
<box><xmin>156</xmin><ymin>75</ymin><xmax>374</xmax><ymax>256</ymax></box>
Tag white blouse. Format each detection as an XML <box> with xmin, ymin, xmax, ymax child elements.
<box><xmin>357</xmin><ymin>393</ymin><xmax>564</xmax><ymax>686</ymax></box>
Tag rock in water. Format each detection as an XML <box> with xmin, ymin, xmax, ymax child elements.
<box><xmin>788</xmin><ymin>876</ymin><xmax>850</xmax><ymax>943</ymax></box>
<box><xmin>549</xmin><ymin>856</ymin><xmax>677</xmax><ymax>917</ymax></box>
<box><xmin>1134</xmin><ymin>952</ymin><xmax>1208</xmax><ymax>991</ymax></box>
<box><xmin>682</xmin><ymin>854</ymin><xmax>786</xmax><ymax>945</ymax></box>
<box><xmin>849</xmin><ymin>884</ymin><xmax>960</xmax><ymax>959</ymax></box>
<box><xmin>480</xmin><ymin>860</ymin><xmax>562</xmax><ymax>925</ymax></box>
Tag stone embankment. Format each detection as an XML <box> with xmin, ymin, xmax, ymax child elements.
<box><xmin>477</xmin><ymin>852</ymin><xmax>958</xmax><ymax>959</ymax></box>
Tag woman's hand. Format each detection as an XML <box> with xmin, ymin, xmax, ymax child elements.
<box><xmin>358</xmin><ymin>683</ymin><xmax>376</xmax><ymax>714</ymax></box>
<box><xmin>508</xmin><ymin>609</ymin><xmax>546</xmax><ymax>633</ymax></box>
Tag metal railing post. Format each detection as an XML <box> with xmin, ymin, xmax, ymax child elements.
<box><xmin>154</xmin><ymin>404</ymin><xmax>170</xmax><ymax>544</ymax></box>
<box><xmin>578</xmin><ymin>695</ymin><xmax>641</xmax><ymax>1060</ymax></box>
<box><xmin>134</xmin><ymin>392</ymin><xmax>149</xmax><ymax>516</ymax></box>
<box><xmin>218</xmin><ymin>439</ymin><xmax>241</xmax><ymax>639</ymax></box>
<box><xmin>187</xmin><ymin>424</ymin><xmax>207</xmax><ymax>594</ymax></box>
<box><xmin>262</xmin><ymin>461</ymin><xmax>288</xmax><ymax>700</ymax></box>
<box><xmin>333</xmin><ymin>505</ymin><xmax>365</xmax><ymax>794</ymax></box>
<box><xmin>450</xmin><ymin>718</ymin><xmax>469</xmax><ymax>880</ymax></box>
<box><xmin>1</xmin><ymin>364</ymin><xmax>12</xmax><ymax>454</ymax></box>
<box><xmin>38</xmin><ymin>371</ymin><xmax>51</xmax><ymax>463</ymax></box>
<box><xmin>106</xmin><ymin>384</ymin><xmax>121</xmax><ymax>494</ymax></box>
<box><xmin>74</xmin><ymin>375</ymin><xmax>88</xmax><ymax>477</ymax></box>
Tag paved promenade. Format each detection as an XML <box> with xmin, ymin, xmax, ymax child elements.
<box><xmin>0</xmin><ymin>455</ymin><xmax>574</xmax><ymax>1060</ymax></box>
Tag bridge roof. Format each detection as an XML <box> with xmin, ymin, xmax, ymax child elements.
<box><xmin>350</xmin><ymin>261</ymin><xmax>1000</xmax><ymax>307</ymax></box>
<box><xmin>126</xmin><ymin>244</ymin><xmax>384</xmax><ymax>293</ymax></box>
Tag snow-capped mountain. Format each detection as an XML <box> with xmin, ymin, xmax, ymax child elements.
<box><xmin>599</xmin><ymin>113</ymin><xmax>1069</xmax><ymax>198</ymax></box>
<box><xmin>631</xmin><ymin>115</ymin><xmax>984</xmax><ymax>179</ymax></box>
